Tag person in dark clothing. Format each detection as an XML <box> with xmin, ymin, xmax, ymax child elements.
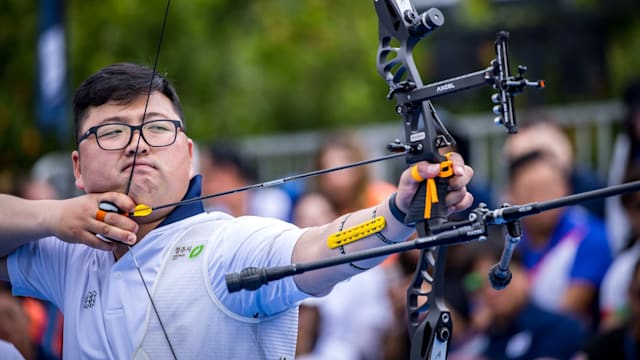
<box><xmin>450</xmin><ymin>244</ymin><xmax>586</xmax><ymax>360</ymax></box>
<box><xmin>579</xmin><ymin>256</ymin><xmax>640</xmax><ymax>360</ymax></box>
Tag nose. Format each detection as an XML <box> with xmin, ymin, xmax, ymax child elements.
<box><xmin>125</xmin><ymin>129</ymin><xmax>150</xmax><ymax>155</ymax></box>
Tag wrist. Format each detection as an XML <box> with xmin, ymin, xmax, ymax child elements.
<box><xmin>388</xmin><ymin>193</ymin><xmax>407</xmax><ymax>224</ymax></box>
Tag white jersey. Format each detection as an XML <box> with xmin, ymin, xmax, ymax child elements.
<box><xmin>8</xmin><ymin>212</ymin><xmax>307</xmax><ymax>359</ymax></box>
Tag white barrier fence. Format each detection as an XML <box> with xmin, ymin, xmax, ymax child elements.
<box><xmin>240</xmin><ymin>100</ymin><xmax>624</xmax><ymax>191</ymax></box>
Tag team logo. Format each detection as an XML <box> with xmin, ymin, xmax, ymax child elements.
<box><xmin>189</xmin><ymin>245</ymin><xmax>204</xmax><ymax>258</ymax></box>
<box><xmin>83</xmin><ymin>290</ymin><xmax>97</xmax><ymax>309</ymax></box>
<box><xmin>172</xmin><ymin>244</ymin><xmax>205</xmax><ymax>261</ymax></box>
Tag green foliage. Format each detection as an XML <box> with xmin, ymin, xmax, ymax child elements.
<box><xmin>1</xmin><ymin>0</ymin><xmax>640</xmax><ymax>174</ymax></box>
<box><xmin>0</xmin><ymin>2</ymin><xmax>41</xmax><ymax>169</ymax></box>
<box><xmin>67</xmin><ymin>0</ymin><xmax>395</xmax><ymax>142</ymax></box>
<box><xmin>609</xmin><ymin>16</ymin><xmax>640</xmax><ymax>95</ymax></box>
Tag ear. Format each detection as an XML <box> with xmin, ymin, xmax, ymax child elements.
<box><xmin>187</xmin><ymin>138</ymin><xmax>195</xmax><ymax>178</ymax></box>
<box><xmin>71</xmin><ymin>150</ymin><xmax>86</xmax><ymax>191</ymax></box>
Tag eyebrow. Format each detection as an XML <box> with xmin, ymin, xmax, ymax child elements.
<box><xmin>96</xmin><ymin>112</ymin><xmax>170</xmax><ymax>125</ymax></box>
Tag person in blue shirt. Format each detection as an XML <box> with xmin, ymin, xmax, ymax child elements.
<box><xmin>505</xmin><ymin>149</ymin><xmax>611</xmax><ymax>330</ymax></box>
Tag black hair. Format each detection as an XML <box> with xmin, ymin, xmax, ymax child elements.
<box><xmin>508</xmin><ymin>149</ymin><xmax>568</xmax><ymax>180</ymax></box>
<box><xmin>72</xmin><ymin>63</ymin><xmax>184</xmax><ymax>142</ymax></box>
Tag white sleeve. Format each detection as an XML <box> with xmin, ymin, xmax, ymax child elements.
<box><xmin>209</xmin><ymin>216</ymin><xmax>308</xmax><ymax>317</ymax></box>
<box><xmin>7</xmin><ymin>236</ymin><xmax>70</xmax><ymax>309</ymax></box>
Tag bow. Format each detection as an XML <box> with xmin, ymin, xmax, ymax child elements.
<box><xmin>101</xmin><ymin>1</ymin><xmax>546</xmax><ymax>359</ymax></box>
<box><xmin>225</xmin><ymin>2</ymin><xmax>542</xmax><ymax>360</ymax></box>
<box><xmin>373</xmin><ymin>1</ymin><xmax>543</xmax><ymax>358</ymax></box>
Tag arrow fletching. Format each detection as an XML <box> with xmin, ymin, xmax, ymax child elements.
<box><xmin>132</xmin><ymin>204</ymin><xmax>153</xmax><ymax>217</ymax></box>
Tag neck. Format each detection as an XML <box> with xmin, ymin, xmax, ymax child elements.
<box><xmin>113</xmin><ymin>219</ymin><xmax>162</xmax><ymax>260</ymax></box>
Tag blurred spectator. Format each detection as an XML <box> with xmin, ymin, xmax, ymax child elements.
<box><xmin>0</xmin><ymin>287</ymin><xmax>58</xmax><ymax>360</ymax></box>
<box><xmin>293</xmin><ymin>193</ymin><xmax>338</xmax><ymax>357</ymax></box>
<box><xmin>199</xmin><ymin>141</ymin><xmax>292</xmax><ymax>220</ymax></box>
<box><xmin>292</xmin><ymin>192</ymin><xmax>338</xmax><ymax>229</ymax></box>
<box><xmin>295</xmin><ymin>262</ymin><xmax>393</xmax><ymax>360</ymax></box>
<box><xmin>11</xmin><ymin>177</ymin><xmax>57</xmax><ymax>201</ymax></box>
<box><xmin>30</xmin><ymin>152</ymin><xmax>79</xmax><ymax>199</ymax></box>
<box><xmin>312</xmin><ymin>133</ymin><xmax>396</xmax><ymax>214</ymax></box>
<box><xmin>579</xmin><ymin>257</ymin><xmax>640</xmax><ymax>359</ymax></box>
<box><xmin>293</xmin><ymin>191</ymin><xmax>393</xmax><ymax>360</ymax></box>
<box><xmin>444</xmin><ymin>118</ymin><xmax>497</xmax><ymax>215</ymax></box>
<box><xmin>600</xmin><ymin>164</ymin><xmax>640</xmax><ymax>330</ymax></box>
<box><xmin>503</xmin><ymin>148</ymin><xmax>611</xmax><ymax>330</ymax></box>
<box><xmin>503</xmin><ymin>115</ymin><xmax>605</xmax><ymax>220</ymax></box>
<box><xmin>451</xmin><ymin>244</ymin><xmax>586</xmax><ymax>360</ymax></box>
<box><xmin>440</xmin><ymin>119</ymin><xmax>499</xmax><ymax>339</ymax></box>
<box><xmin>294</xmin><ymin>134</ymin><xmax>397</xmax><ymax>360</ymax></box>
<box><xmin>607</xmin><ymin>79</ymin><xmax>640</xmax><ymax>255</ymax></box>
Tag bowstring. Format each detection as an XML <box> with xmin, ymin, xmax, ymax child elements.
<box><xmin>123</xmin><ymin>0</ymin><xmax>177</xmax><ymax>358</ymax></box>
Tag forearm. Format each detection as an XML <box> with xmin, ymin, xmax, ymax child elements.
<box><xmin>0</xmin><ymin>195</ymin><xmax>55</xmax><ymax>256</ymax></box>
<box><xmin>292</xmin><ymin>193</ymin><xmax>415</xmax><ymax>295</ymax></box>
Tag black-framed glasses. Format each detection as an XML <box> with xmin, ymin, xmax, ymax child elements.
<box><xmin>77</xmin><ymin>120</ymin><xmax>183</xmax><ymax>151</ymax></box>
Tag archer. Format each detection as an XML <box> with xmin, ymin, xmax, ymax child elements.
<box><xmin>0</xmin><ymin>62</ymin><xmax>474</xmax><ymax>359</ymax></box>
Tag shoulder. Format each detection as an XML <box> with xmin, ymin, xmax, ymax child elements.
<box><xmin>563</xmin><ymin>207</ymin><xmax>610</xmax><ymax>250</ymax></box>
<box><xmin>564</xmin><ymin>206</ymin><xmax>607</xmax><ymax>235</ymax></box>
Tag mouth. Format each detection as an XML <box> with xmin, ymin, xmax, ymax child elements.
<box><xmin>122</xmin><ymin>162</ymin><xmax>156</xmax><ymax>172</ymax></box>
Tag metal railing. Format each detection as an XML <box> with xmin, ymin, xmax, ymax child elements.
<box><xmin>239</xmin><ymin>100</ymin><xmax>624</xmax><ymax>191</ymax></box>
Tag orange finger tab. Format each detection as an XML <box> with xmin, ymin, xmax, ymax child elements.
<box><xmin>410</xmin><ymin>165</ymin><xmax>424</xmax><ymax>182</ymax></box>
<box><xmin>96</xmin><ymin>210</ymin><xmax>107</xmax><ymax>222</ymax></box>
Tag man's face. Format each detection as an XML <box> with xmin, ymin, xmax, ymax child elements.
<box><xmin>72</xmin><ymin>91</ymin><xmax>193</xmax><ymax>221</ymax></box>
<box><xmin>472</xmin><ymin>257</ymin><xmax>528</xmax><ymax>319</ymax></box>
<box><xmin>508</xmin><ymin>159</ymin><xmax>569</xmax><ymax>232</ymax></box>
<box><xmin>319</xmin><ymin>146</ymin><xmax>361</xmax><ymax>199</ymax></box>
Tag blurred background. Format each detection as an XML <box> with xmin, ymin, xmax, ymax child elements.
<box><xmin>3</xmin><ymin>2</ymin><xmax>640</xmax><ymax>359</ymax></box>
<box><xmin>1</xmin><ymin>0</ymin><xmax>639</xmax><ymax>191</ymax></box>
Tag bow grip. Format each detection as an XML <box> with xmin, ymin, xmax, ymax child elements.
<box><xmin>405</xmin><ymin>160</ymin><xmax>453</xmax><ymax>227</ymax></box>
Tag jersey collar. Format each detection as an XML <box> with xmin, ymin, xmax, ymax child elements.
<box><xmin>156</xmin><ymin>175</ymin><xmax>205</xmax><ymax>228</ymax></box>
